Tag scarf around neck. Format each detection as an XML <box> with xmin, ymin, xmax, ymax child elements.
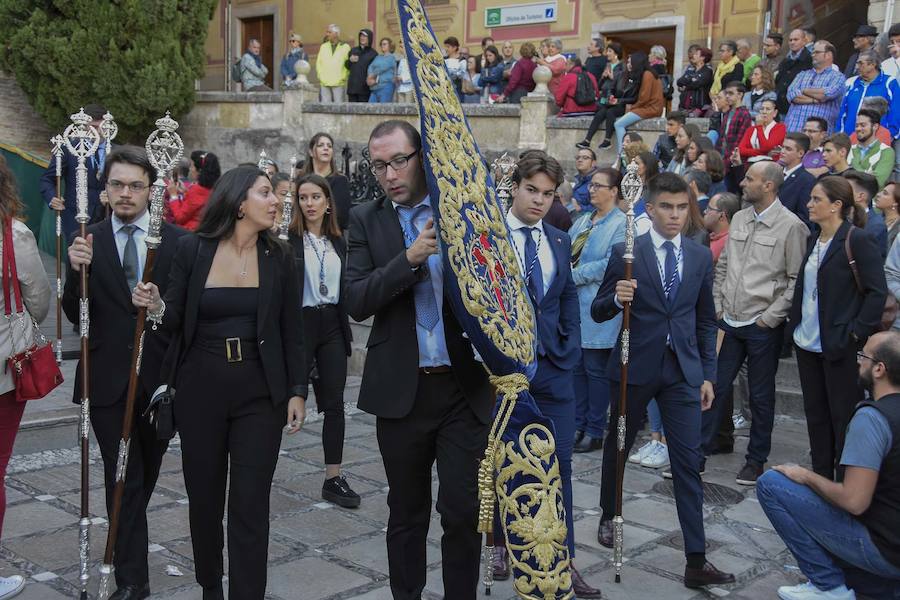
<box><xmin>711</xmin><ymin>56</ymin><xmax>740</xmax><ymax>96</ymax></box>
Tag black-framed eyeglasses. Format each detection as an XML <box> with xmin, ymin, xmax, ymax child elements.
<box><xmin>857</xmin><ymin>351</ymin><xmax>880</xmax><ymax>363</ymax></box>
<box><xmin>588</xmin><ymin>183</ymin><xmax>613</xmax><ymax>191</ymax></box>
<box><xmin>371</xmin><ymin>151</ymin><xmax>418</xmax><ymax>176</ymax></box>
<box><xmin>704</xmin><ymin>206</ymin><xmax>723</xmax><ymax>215</ymax></box>
<box><xmin>108</xmin><ymin>180</ymin><xmax>148</xmax><ymax>193</ymax></box>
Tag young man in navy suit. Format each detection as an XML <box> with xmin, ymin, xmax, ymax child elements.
<box><xmin>779</xmin><ymin>132</ymin><xmax>816</xmax><ymax>228</ymax></box>
<box><xmin>491</xmin><ymin>151</ymin><xmax>601</xmax><ymax>598</ymax></box>
<box><xmin>592</xmin><ymin>172</ymin><xmax>736</xmax><ymax>588</ymax></box>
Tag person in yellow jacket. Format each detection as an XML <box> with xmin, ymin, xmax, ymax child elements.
<box><xmin>316</xmin><ymin>24</ymin><xmax>351</xmax><ymax>102</ymax></box>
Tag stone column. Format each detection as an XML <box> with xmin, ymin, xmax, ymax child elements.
<box><xmin>518</xmin><ymin>65</ymin><xmax>555</xmax><ymax>151</ymax></box>
<box><xmin>283</xmin><ymin>83</ymin><xmax>319</xmax><ymax>130</ymax></box>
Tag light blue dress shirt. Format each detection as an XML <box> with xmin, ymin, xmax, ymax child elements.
<box><xmin>111</xmin><ymin>209</ymin><xmax>149</xmax><ymax>285</ymax></box>
<box><xmin>392</xmin><ymin>196</ymin><xmax>450</xmax><ymax>367</ymax></box>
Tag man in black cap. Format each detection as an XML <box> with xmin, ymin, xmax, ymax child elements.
<box><xmin>845</xmin><ymin>25</ymin><xmax>879</xmax><ymax>78</ymax></box>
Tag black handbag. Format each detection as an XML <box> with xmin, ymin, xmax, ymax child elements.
<box><xmin>143</xmin><ymin>331</ymin><xmax>182</xmax><ymax>441</ymax></box>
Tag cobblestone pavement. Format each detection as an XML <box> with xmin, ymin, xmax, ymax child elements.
<box><xmin>4</xmin><ymin>376</ymin><xmax>816</xmax><ymax>600</ymax></box>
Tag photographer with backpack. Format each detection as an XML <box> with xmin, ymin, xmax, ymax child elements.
<box><xmin>555</xmin><ymin>57</ymin><xmax>599</xmax><ymax>117</ymax></box>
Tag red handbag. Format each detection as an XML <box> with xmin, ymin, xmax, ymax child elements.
<box><xmin>3</xmin><ymin>218</ymin><xmax>63</xmax><ymax>401</ymax></box>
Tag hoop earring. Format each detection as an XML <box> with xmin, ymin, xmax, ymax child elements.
<box><xmin>237</xmin><ymin>210</ymin><xmax>245</xmax><ymax>220</ymax></box>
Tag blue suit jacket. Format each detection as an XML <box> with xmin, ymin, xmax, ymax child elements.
<box><xmin>39</xmin><ymin>145</ymin><xmax>108</xmax><ymax>239</ymax></box>
<box><xmin>779</xmin><ymin>168</ymin><xmax>815</xmax><ymax>229</ymax></box>
<box><xmin>591</xmin><ymin>233</ymin><xmax>717</xmax><ymax>387</ymax></box>
<box><xmin>865</xmin><ymin>208</ymin><xmax>889</xmax><ymax>259</ymax></box>
<box><xmin>533</xmin><ymin>223</ymin><xmax>582</xmax><ymax>371</ymax></box>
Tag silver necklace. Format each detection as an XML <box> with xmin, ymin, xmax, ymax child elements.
<box><xmin>305</xmin><ymin>232</ymin><xmax>331</xmax><ymax>296</ymax></box>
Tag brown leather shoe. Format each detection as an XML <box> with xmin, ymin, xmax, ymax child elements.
<box><xmin>597</xmin><ymin>519</ymin><xmax>614</xmax><ymax>548</ymax></box>
<box><xmin>683</xmin><ymin>561</ymin><xmax>736</xmax><ymax>588</ymax></box>
<box><xmin>571</xmin><ymin>563</ymin><xmax>602</xmax><ymax>598</ymax></box>
<box><xmin>492</xmin><ymin>546</ymin><xmax>510</xmax><ymax>580</ymax></box>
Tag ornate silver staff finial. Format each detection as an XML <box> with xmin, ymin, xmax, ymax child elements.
<box><xmin>619</xmin><ymin>159</ymin><xmax>643</xmax><ymax>261</ymax></box>
<box><xmin>51</xmin><ymin>134</ymin><xmax>64</xmax><ymax>174</ymax></box>
<box><xmin>100</xmin><ymin>111</ymin><xmax>118</xmax><ymax>156</ymax></box>
<box><xmin>278</xmin><ymin>156</ymin><xmax>297</xmax><ymax>240</ymax></box>
<box><xmin>144</xmin><ymin>112</ymin><xmax>184</xmax><ymax>251</ymax></box>
<box><xmin>490</xmin><ymin>152</ymin><xmax>517</xmax><ymax>213</ymax></box>
<box><xmin>62</xmin><ymin>108</ymin><xmax>101</xmax><ymax>226</ymax></box>
<box><xmin>258</xmin><ymin>149</ymin><xmax>269</xmax><ymax>172</ymax></box>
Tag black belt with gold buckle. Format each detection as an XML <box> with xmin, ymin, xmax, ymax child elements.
<box><xmin>225</xmin><ymin>337</ymin><xmax>243</xmax><ymax>363</ymax></box>
<box><xmin>419</xmin><ymin>365</ymin><xmax>451</xmax><ymax>375</ymax></box>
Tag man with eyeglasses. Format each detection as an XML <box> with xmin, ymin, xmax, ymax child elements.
<box><xmin>571</xmin><ymin>147</ymin><xmax>598</xmax><ymax>214</ymax></box>
<box><xmin>345</xmin><ymin>120</ymin><xmax>493</xmax><ymax>599</ymax></box>
<box><xmin>844</xmin><ymin>24</ymin><xmax>879</xmax><ymax>79</ymax></box>
<box><xmin>838</xmin><ymin>50</ymin><xmax>900</xmax><ymax>140</ymax></box>
<box><xmin>758</xmin><ymin>330</ymin><xmax>900</xmax><ymax>600</ymax></box>
<box><xmin>801</xmin><ymin>117</ymin><xmax>830</xmax><ymax>177</ymax></box>
<box><xmin>64</xmin><ymin>146</ymin><xmax>187</xmax><ymax>600</ymax></box>
<box><xmin>39</xmin><ymin>103</ymin><xmax>115</xmax><ymax>240</ymax></box>
<box><xmin>759</xmin><ymin>33</ymin><xmax>784</xmax><ymax>74</ymax></box>
<box><xmin>703</xmin><ymin>192</ymin><xmax>739</xmax><ymax>263</ymax></box>
<box><xmin>784</xmin><ymin>41</ymin><xmax>846</xmax><ymax>134</ymax></box>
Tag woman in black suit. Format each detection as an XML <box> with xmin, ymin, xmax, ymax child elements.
<box><xmin>133</xmin><ymin>166</ymin><xmax>307</xmax><ymax>600</ymax></box>
<box><xmin>303</xmin><ymin>132</ymin><xmax>352</xmax><ymax>231</ymax></box>
<box><xmin>289</xmin><ymin>174</ymin><xmax>358</xmax><ymax>507</ymax></box>
<box><xmin>791</xmin><ymin>176</ymin><xmax>887</xmax><ymax>480</ymax></box>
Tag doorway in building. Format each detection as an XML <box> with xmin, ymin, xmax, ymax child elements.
<box><xmin>241</xmin><ymin>15</ymin><xmax>275</xmax><ymax>89</ymax></box>
<box><xmin>606</xmin><ymin>27</ymin><xmax>677</xmax><ymax>74</ymax></box>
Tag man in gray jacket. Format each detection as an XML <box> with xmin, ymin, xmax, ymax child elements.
<box><xmin>240</xmin><ymin>39</ymin><xmax>270</xmax><ymax>91</ymax></box>
<box><xmin>701</xmin><ymin>160</ymin><xmax>808</xmax><ymax>485</ymax></box>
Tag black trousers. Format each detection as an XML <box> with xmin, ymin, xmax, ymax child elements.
<box><xmin>303</xmin><ymin>305</ymin><xmax>347</xmax><ymax>465</ymax></box>
<box><xmin>91</xmin><ymin>396</ymin><xmax>168</xmax><ymax>588</ymax></box>
<box><xmin>375</xmin><ymin>371</ymin><xmax>488</xmax><ymax>600</ymax></box>
<box><xmin>585</xmin><ymin>103</ymin><xmax>626</xmax><ymax>142</ymax></box>
<box><xmin>795</xmin><ymin>344</ymin><xmax>864</xmax><ymax>480</ymax></box>
<box><xmin>176</xmin><ymin>345</ymin><xmax>285</xmax><ymax>600</ymax></box>
<box><xmin>348</xmin><ymin>92</ymin><xmax>369</xmax><ymax>102</ymax></box>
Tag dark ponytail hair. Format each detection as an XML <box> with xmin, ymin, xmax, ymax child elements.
<box><xmin>816</xmin><ymin>176</ymin><xmax>864</xmax><ymax>228</ymax></box>
<box><xmin>191</xmin><ymin>150</ymin><xmax>222</xmax><ymax>189</ymax></box>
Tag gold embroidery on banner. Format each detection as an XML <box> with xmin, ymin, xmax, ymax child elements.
<box><xmin>497</xmin><ymin>423</ymin><xmax>573</xmax><ymax>600</ymax></box>
<box><xmin>401</xmin><ymin>0</ymin><xmax>534</xmax><ymax>365</ymax></box>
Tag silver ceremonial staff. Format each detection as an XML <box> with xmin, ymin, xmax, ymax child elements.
<box><xmin>50</xmin><ymin>134</ymin><xmax>64</xmax><ymax>365</ymax></box>
<box><xmin>97</xmin><ymin>113</ymin><xmax>184</xmax><ymax>600</ymax></box>
<box><xmin>63</xmin><ymin>107</ymin><xmax>101</xmax><ymax>600</ymax></box>
<box><xmin>613</xmin><ymin>159</ymin><xmax>644</xmax><ymax>583</ymax></box>
<box><xmin>99</xmin><ymin>113</ymin><xmax>118</xmax><ymax>219</ymax></box>
<box><xmin>278</xmin><ymin>156</ymin><xmax>297</xmax><ymax>240</ymax></box>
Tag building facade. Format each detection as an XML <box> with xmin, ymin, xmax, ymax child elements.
<box><xmin>200</xmin><ymin>0</ymin><xmax>875</xmax><ymax>92</ymax></box>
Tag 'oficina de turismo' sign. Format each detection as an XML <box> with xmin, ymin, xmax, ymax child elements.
<box><xmin>485</xmin><ymin>2</ymin><xmax>558</xmax><ymax>27</ymax></box>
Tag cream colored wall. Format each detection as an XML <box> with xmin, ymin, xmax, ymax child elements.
<box><xmin>201</xmin><ymin>0</ymin><xmax>771</xmax><ymax>90</ymax></box>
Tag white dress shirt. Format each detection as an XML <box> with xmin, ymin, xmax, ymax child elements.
<box><xmin>794</xmin><ymin>238</ymin><xmax>832</xmax><ymax>353</ymax></box>
<box><xmin>111</xmin><ymin>209</ymin><xmax>149</xmax><ymax>284</ymax></box>
<box><xmin>648</xmin><ymin>227</ymin><xmax>684</xmax><ymax>284</ymax></box>
<box><xmin>506</xmin><ymin>210</ymin><xmax>556</xmax><ymax>296</ymax></box>
<box><xmin>301</xmin><ymin>232</ymin><xmax>341</xmax><ymax>307</ymax></box>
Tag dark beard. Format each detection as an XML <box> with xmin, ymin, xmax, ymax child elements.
<box><xmin>858</xmin><ymin>369</ymin><xmax>874</xmax><ymax>395</ymax></box>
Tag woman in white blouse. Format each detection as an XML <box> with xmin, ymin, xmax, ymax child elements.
<box><xmin>289</xmin><ymin>174</ymin><xmax>359</xmax><ymax>507</ymax></box>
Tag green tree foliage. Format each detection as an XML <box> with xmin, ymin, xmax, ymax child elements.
<box><xmin>0</xmin><ymin>0</ymin><xmax>217</xmax><ymax>142</ymax></box>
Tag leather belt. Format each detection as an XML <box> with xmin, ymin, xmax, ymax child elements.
<box><xmin>419</xmin><ymin>365</ymin><xmax>451</xmax><ymax>375</ymax></box>
<box><xmin>194</xmin><ymin>337</ymin><xmax>260</xmax><ymax>362</ymax></box>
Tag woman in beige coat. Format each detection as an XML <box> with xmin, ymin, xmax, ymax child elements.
<box><xmin>0</xmin><ymin>154</ymin><xmax>51</xmax><ymax>600</ymax></box>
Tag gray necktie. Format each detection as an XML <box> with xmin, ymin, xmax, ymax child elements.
<box><xmin>122</xmin><ymin>224</ymin><xmax>139</xmax><ymax>291</ymax></box>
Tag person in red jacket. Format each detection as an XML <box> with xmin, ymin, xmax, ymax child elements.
<box><xmin>169</xmin><ymin>151</ymin><xmax>221</xmax><ymax>231</ymax></box>
<box><xmin>555</xmin><ymin>57</ymin><xmax>599</xmax><ymax>117</ymax></box>
<box><xmin>736</xmin><ymin>99</ymin><xmax>786</xmax><ymax>165</ymax></box>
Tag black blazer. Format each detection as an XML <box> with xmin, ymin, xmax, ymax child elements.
<box><xmin>326</xmin><ymin>173</ymin><xmax>353</xmax><ymax>231</ymax></box>
<box><xmin>62</xmin><ymin>219</ymin><xmax>187</xmax><ymax>408</ymax></box>
<box><xmin>592</xmin><ymin>234</ymin><xmax>718</xmax><ymax>387</ymax></box>
<box><xmin>789</xmin><ymin>221</ymin><xmax>888</xmax><ymax>360</ymax></box>
<box><xmin>345</xmin><ymin>198</ymin><xmax>493</xmax><ymax>423</ymax></box>
<box><xmin>289</xmin><ymin>232</ymin><xmax>352</xmax><ymax>355</ymax></box>
<box><xmin>159</xmin><ymin>234</ymin><xmax>307</xmax><ymax>404</ymax></box>
<box><xmin>780</xmin><ymin>167</ymin><xmax>815</xmax><ymax>228</ymax></box>
<box><xmin>775</xmin><ymin>48</ymin><xmax>813</xmax><ymax>114</ymax></box>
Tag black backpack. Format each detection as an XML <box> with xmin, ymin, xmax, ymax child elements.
<box><xmin>659</xmin><ymin>73</ymin><xmax>674</xmax><ymax>101</ymax></box>
<box><xmin>574</xmin><ymin>72</ymin><xmax>596</xmax><ymax>106</ymax></box>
